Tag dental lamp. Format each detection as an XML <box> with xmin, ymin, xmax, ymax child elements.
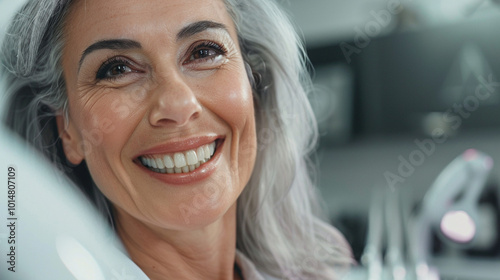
<box><xmin>410</xmin><ymin>149</ymin><xmax>493</xmax><ymax>280</ymax></box>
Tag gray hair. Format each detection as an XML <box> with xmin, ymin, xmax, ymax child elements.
<box><xmin>1</xmin><ymin>0</ymin><xmax>352</xmax><ymax>278</ymax></box>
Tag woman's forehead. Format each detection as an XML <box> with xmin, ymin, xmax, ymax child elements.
<box><xmin>64</xmin><ymin>0</ymin><xmax>234</xmax><ymax>43</ymax></box>
<box><xmin>62</xmin><ymin>0</ymin><xmax>237</xmax><ymax>79</ymax></box>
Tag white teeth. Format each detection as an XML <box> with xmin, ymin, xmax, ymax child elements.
<box><xmin>174</xmin><ymin>153</ymin><xmax>187</xmax><ymax>168</ymax></box>
<box><xmin>156</xmin><ymin>158</ymin><xmax>165</xmax><ymax>169</ymax></box>
<box><xmin>208</xmin><ymin>142</ymin><xmax>215</xmax><ymax>156</ymax></box>
<box><xmin>140</xmin><ymin>140</ymin><xmax>218</xmax><ymax>174</ymax></box>
<box><xmin>151</xmin><ymin>158</ymin><xmax>158</xmax><ymax>168</ymax></box>
<box><xmin>196</xmin><ymin>147</ymin><xmax>205</xmax><ymax>161</ymax></box>
<box><xmin>164</xmin><ymin>155</ymin><xmax>175</xmax><ymax>168</ymax></box>
<box><xmin>186</xmin><ymin>150</ymin><xmax>198</xmax><ymax>165</ymax></box>
<box><xmin>204</xmin><ymin>145</ymin><xmax>210</xmax><ymax>160</ymax></box>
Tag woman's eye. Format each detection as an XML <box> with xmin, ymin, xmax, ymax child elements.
<box><xmin>109</xmin><ymin>65</ymin><xmax>132</xmax><ymax>76</ymax></box>
<box><xmin>184</xmin><ymin>41</ymin><xmax>227</xmax><ymax>67</ymax></box>
<box><xmin>190</xmin><ymin>48</ymin><xmax>220</xmax><ymax>60</ymax></box>
<box><xmin>96</xmin><ymin>59</ymin><xmax>135</xmax><ymax>80</ymax></box>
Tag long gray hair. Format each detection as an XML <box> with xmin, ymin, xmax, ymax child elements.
<box><xmin>1</xmin><ymin>0</ymin><xmax>352</xmax><ymax>278</ymax></box>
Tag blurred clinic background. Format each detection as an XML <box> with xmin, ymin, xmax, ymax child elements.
<box><xmin>2</xmin><ymin>0</ymin><xmax>500</xmax><ymax>279</ymax></box>
<box><xmin>278</xmin><ymin>0</ymin><xmax>500</xmax><ymax>279</ymax></box>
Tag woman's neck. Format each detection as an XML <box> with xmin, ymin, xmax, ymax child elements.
<box><xmin>114</xmin><ymin>204</ymin><xmax>239</xmax><ymax>280</ymax></box>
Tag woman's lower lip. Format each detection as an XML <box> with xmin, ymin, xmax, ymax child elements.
<box><xmin>138</xmin><ymin>139</ymin><xmax>224</xmax><ymax>185</ymax></box>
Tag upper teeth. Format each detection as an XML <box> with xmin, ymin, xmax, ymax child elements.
<box><xmin>140</xmin><ymin>141</ymin><xmax>216</xmax><ymax>174</ymax></box>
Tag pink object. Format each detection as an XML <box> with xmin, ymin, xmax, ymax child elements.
<box><xmin>463</xmin><ymin>149</ymin><xmax>478</xmax><ymax>161</ymax></box>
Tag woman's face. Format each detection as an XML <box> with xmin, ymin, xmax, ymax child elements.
<box><xmin>59</xmin><ymin>0</ymin><xmax>257</xmax><ymax>229</ymax></box>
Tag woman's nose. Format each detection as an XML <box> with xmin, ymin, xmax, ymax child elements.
<box><xmin>148</xmin><ymin>73</ymin><xmax>202</xmax><ymax>127</ymax></box>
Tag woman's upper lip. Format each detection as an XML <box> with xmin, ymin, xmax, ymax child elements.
<box><xmin>135</xmin><ymin>135</ymin><xmax>222</xmax><ymax>157</ymax></box>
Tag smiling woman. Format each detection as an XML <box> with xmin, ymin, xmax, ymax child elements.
<box><xmin>1</xmin><ymin>0</ymin><xmax>352</xmax><ymax>279</ymax></box>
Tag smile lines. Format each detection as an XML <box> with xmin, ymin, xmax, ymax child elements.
<box><xmin>139</xmin><ymin>141</ymin><xmax>216</xmax><ymax>174</ymax></box>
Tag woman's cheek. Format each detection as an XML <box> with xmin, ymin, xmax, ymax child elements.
<box><xmin>76</xmin><ymin>85</ymin><xmax>148</xmax><ymax>158</ymax></box>
<box><xmin>206</xmin><ymin>66</ymin><xmax>254</xmax><ymax>124</ymax></box>
<box><xmin>218</xmin><ymin>76</ymin><xmax>257</xmax><ymax>184</ymax></box>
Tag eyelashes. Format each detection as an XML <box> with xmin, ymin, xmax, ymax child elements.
<box><xmin>184</xmin><ymin>41</ymin><xmax>227</xmax><ymax>65</ymax></box>
<box><xmin>95</xmin><ymin>40</ymin><xmax>228</xmax><ymax>81</ymax></box>
<box><xmin>96</xmin><ymin>57</ymin><xmax>136</xmax><ymax>80</ymax></box>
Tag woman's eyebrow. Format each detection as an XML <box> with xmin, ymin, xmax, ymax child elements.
<box><xmin>78</xmin><ymin>39</ymin><xmax>141</xmax><ymax>71</ymax></box>
<box><xmin>177</xmin><ymin>20</ymin><xmax>229</xmax><ymax>40</ymax></box>
<box><xmin>77</xmin><ymin>21</ymin><xmax>228</xmax><ymax>72</ymax></box>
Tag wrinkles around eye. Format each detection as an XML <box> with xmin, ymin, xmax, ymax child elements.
<box><xmin>95</xmin><ymin>56</ymin><xmax>144</xmax><ymax>81</ymax></box>
<box><xmin>78</xmin><ymin>39</ymin><xmax>237</xmax><ymax>87</ymax></box>
<box><xmin>182</xmin><ymin>40</ymin><xmax>228</xmax><ymax>70</ymax></box>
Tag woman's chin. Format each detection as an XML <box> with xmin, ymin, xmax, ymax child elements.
<box><xmin>137</xmin><ymin>196</ymin><xmax>236</xmax><ymax>231</ymax></box>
